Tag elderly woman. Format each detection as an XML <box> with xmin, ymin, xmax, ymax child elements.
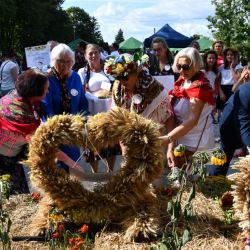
<box><xmin>42</xmin><ymin>43</ymin><xmax>88</xmax><ymax>172</ymax></box>
<box><xmin>105</xmin><ymin>54</ymin><xmax>175</xmax><ymax>172</ymax></box>
<box><xmin>0</xmin><ymin>69</ymin><xmax>48</xmax><ymax>193</ymax></box>
<box><xmin>160</xmin><ymin>47</ymin><xmax>215</xmax><ymax>168</ymax></box>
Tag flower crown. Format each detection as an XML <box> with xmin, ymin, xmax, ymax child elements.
<box><xmin>104</xmin><ymin>53</ymin><xmax>149</xmax><ymax>79</ymax></box>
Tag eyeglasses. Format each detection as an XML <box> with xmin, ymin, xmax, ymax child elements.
<box><xmin>57</xmin><ymin>59</ymin><xmax>73</xmax><ymax>65</ymax></box>
<box><xmin>176</xmin><ymin>64</ymin><xmax>191</xmax><ymax>71</ymax></box>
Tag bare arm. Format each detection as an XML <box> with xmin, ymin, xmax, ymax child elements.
<box><xmin>230</xmin><ymin>61</ymin><xmax>242</xmax><ymax>83</ymax></box>
<box><xmin>10</xmin><ymin>67</ymin><xmax>18</xmax><ymax>82</ymax></box>
<box><xmin>165</xmin><ymin>115</ymin><xmax>176</xmax><ymax>168</ymax></box>
<box><xmin>232</xmin><ymin>67</ymin><xmax>250</xmax><ymax>92</ymax></box>
<box><xmin>159</xmin><ymin>98</ymin><xmax>205</xmax><ymax>144</ymax></box>
<box><xmin>217</xmin><ymin>73</ymin><xmax>226</xmax><ymax>101</ymax></box>
<box><xmin>55</xmin><ymin>150</ymin><xmax>84</xmax><ymax>172</ymax></box>
<box><xmin>165</xmin><ymin>115</ymin><xmax>176</xmax><ymax>152</ymax></box>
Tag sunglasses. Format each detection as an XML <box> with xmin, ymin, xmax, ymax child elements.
<box><xmin>176</xmin><ymin>64</ymin><xmax>191</xmax><ymax>71</ymax></box>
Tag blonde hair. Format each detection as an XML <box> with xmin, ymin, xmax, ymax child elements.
<box><xmin>172</xmin><ymin>47</ymin><xmax>203</xmax><ymax>73</ymax></box>
<box><xmin>85</xmin><ymin>44</ymin><xmax>101</xmax><ymax>54</ymax></box>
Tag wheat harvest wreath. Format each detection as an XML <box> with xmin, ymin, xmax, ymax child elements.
<box><xmin>25</xmin><ymin>108</ymin><xmax>164</xmax><ymax>240</ymax></box>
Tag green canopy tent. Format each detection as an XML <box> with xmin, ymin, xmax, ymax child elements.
<box><xmin>68</xmin><ymin>38</ymin><xmax>88</xmax><ymax>51</ymax></box>
<box><xmin>198</xmin><ymin>37</ymin><xmax>212</xmax><ymax>52</ymax></box>
<box><xmin>119</xmin><ymin>37</ymin><xmax>143</xmax><ymax>52</ymax></box>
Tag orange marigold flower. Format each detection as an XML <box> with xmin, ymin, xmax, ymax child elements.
<box><xmin>79</xmin><ymin>224</ymin><xmax>89</xmax><ymax>234</ymax></box>
<box><xmin>52</xmin><ymin>232</ymin><xmax>60</xmax><ymax>239</ymax></box>
<box><xmin>31</xmin><ymin>192</ymin><xmax>41</xmax><ymax>201</ymax></box>
<box><xmin>68</xmin><ymin>238</ymin><xmax>74</xmax><ymax>245</ymax></box>
<box><xmin>68</xmin><ymin>236</ymin><xmax>84</xmax><ymax>249</ymax></box>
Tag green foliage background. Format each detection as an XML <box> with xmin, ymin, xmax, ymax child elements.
<box><xmin>114</xmin><ymin>29</ymin><xmax>125</xmax><ymax>45</ymax></box>
<box><xmin>207</xmin><ymin>0</ymin><xmax>250</xmax><ymax>61</ymax></box>
<box><xmin>1</xmin><ymin>0</ymin><xmax>249</xmax><ymax>62</ymax></box>
<box><xmin>0</xmin><ymin>0</ymin><xmax>110</xmax><ymax>55</ymax></box>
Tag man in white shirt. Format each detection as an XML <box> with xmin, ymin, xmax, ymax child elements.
<box><xmin>110</xmin><ymin>43</ymin><xmax>120</xmax><ymax>57</ymax></box>
<box><xmin>0</xmin><ymin>51</ymin><xmax>19</xmax><ymax>97</ymax></box>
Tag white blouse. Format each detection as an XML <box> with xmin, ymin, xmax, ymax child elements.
<box><xmin>174</xmin><ymin>98</ymin><xmax>215</xmax><ymax>151</ymax></box>
<box><xmin>78</xmin><ymin>68</ymin><xmax>110</xmax><ymax>92</ymax></box>
<box><xmin>219</xmin><ymin>64</ymin><xmax>242</xmax><ymax>86</ymax></box>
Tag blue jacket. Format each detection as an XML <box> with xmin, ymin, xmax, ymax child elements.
<box><xmin>42</xmin><ymin>71</ymin><xmax>88</xmax><ymax>168</ymax></box>
<box><xmin>220</xmin><ymin>81</ymin><xmax>250</xmax><ymax>147</ymax></box>
<box><xmin>42</xmin><ymin>70</ymin><xmax>88</xmax><ymax>116</ymax></box>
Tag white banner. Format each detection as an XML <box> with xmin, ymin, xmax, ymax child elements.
<box><xmin>25</xmin><ymin>44</ymin><xmax>50</xmax><ymax>70</ymax></box>
<box><xmin>154</xmin><ymin>75</ymin><xmax>175</xmax><ymax>92</ymax></box>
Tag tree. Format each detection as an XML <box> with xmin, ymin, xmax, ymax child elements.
<box><xmin>207</xmin><ymin>0</ymin><xmax>250</xmax><ymax>60</ymax></box>
<box><xmin>191</xmin><ymin>34</ymin><xmax>200</xmax><ymax>41</ymax></box>
<box><xmin>66</xmin><ymin>7</ymin><xmax>104</xmax><ymax>44</ymax></box>
<box><xmin>114</xmin><ymin>29</ymin><xmax>124</xmax><ymax>44</ymax></box>
<box><xmin>0</xmin><ymin>0</ymin><xmax>72</xmax><ymax>55</ymax></box>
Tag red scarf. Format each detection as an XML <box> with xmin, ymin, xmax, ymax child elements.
<box><xmin>0</xmin><ymin>91</ymin><xmax>41</xmax><ymax>137</ymax></box>
<box><xmin>169</xmin><ymin>71</ymin><xmax>214</xmax><ymax>105</ymax></box>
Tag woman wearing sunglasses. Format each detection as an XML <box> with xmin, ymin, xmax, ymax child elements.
<box><xmin>160</xmin><ymin>47</ymin><xmax>215</xmax><ymax>168</ymax></box>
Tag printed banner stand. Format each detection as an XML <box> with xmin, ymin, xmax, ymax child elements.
<box><xmin>25</xmin><ymin>44</ymin><xmax>50</xmax><ymax>70</ymax></box>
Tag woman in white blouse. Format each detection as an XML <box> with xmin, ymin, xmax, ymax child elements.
<box><xmin>217</xmin><ymin>48</ymin><xmax>242</xmax><ymax>112</ymax></box>
<box><xmin>78</xmin><ymin>44</ymin><xmax>115</xmax><ymax>173</ymax></box>
<box><xmin>78</xmin><ymin>44</ymin><xmax>111</xmax><ymax>100</ymax></box>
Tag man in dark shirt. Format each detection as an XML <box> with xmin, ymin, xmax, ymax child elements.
<box><xmin>208</xmin><ymin>80</ymin><xmax>250</xmax><ymax>175</ymax></box>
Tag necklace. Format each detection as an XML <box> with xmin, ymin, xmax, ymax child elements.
<box><xmin>32</xmin><ymin>105</ymin><xmax>40</xmax><ymax>121</ymax></box>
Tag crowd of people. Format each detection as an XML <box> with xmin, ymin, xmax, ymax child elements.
<box><xmin>0</xmin><ymin>37</ymin><xmax>249</xmax><ymax>193</ymax></box>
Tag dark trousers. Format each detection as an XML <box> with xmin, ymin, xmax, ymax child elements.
<box><xmin>208</xmin><ymin>119</ymin><xmax>243</xmax><ymax>176</ymax></box>
<box><xmin>207</xmin><ymin>141</ymin><xmax>238</xmax><ymax>176</ymax></box>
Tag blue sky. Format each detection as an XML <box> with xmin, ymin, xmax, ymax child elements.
<box><xmin>62</xmin><ymin>0</ymin><xmax>215</xmax><ymax>44</ymax></box>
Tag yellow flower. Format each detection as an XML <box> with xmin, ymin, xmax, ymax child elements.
<box><xmin>1</xmin><ymin>175</ymin><xmax>11</xmax><ymax>181</ymax></box>
<box><xmin>116</xmin><ymin>63</ymin><xmax>125</xmax><ymax>74</ymax></box>
<box><xmin>49</xmin><ymin>213</ymin><xmax>64</xmax><ymax>222</ymax></box>
<box><xmin>173</xmin><ymin>144</ymin><xmax>186</xmax><ymax>157</ymax></box>
<box><xmin>210</xmin><ymin>148</ymin><xmax>227</xmax><ymax>166</ymax></box>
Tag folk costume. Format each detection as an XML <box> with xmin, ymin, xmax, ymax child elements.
<box><xmin>169</xmin><ymin>71</ymin><xmax>215</xmax><ymax>151</ymax></box>
<box><xmin>0</xmin><ymin>91</ymin><xmax>41</xmax><ymax>193</ymax></box>
<box><xmin>112</xmin><ymin>70</ymin><xmax>173</xmax><ymax>136</ymax></box>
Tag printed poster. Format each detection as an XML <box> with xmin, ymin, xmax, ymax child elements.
<box><xmin>154</xmin><ymin>75</ymin><xmax>175</xmax><ymax>92</ymax></box>
<box><xmin>25</xmin><ymin>44</ymin><xmax>50</xmax><ymax>70</ymax></box>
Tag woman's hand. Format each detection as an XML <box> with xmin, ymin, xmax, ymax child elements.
<box><xmin>219</xmin><ymin>90</ymin><xmax>226</xmax><ymax>101</ymax></box>
<box><xmin>56</xmin><ymin>150</ymin><xmax>84</xmax><ymax>172</ymax></box>
<box><xmin>230</xmin><ymin>59</ymin><xmax>236</xmax><ymax>70</ymax></box>
<box><xmin>167</xmin><ymin>149</ymin><xmax>175</xmax><ymax>168</ymax></box>
<box><xmin>159</xmin><ymin>134</ymin><xmax>174</xmax><ymax>147</ymax></box>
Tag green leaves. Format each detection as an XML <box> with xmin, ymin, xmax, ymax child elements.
<box><xmin>187</xmin><ymin>184</ymin><xmax>195</xmax><ymax>203</ymax></box>
<box><xmin>182</xmin><ymin>228</ymin><xmax>192</xmax><ymax>245</ymax></box>
<box><xmin>207</xmin><ymin>0</ymin><xmax>250</xmax><ymax>60</ymax></box>
<box><xmin>167</xmin><ymin>200</ymin><xmax>181</xmax><ymax>223</ymax></box>
<box><xmin>115</xmin><ymin>29</ymin><xmax>125</xmax><ymax>44</ymax></box>
<box><xmin>0</xmin><ymin>177</ymin><xmax>12</xmax><ymax>250</ymax></box>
